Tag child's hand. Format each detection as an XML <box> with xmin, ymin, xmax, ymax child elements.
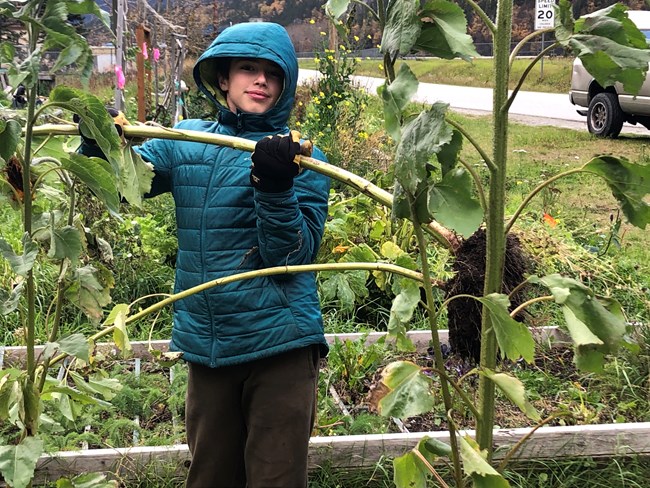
<box><xmin>250</xmin><ymin>130</ymin><xmax>304</xmax><ymax>193</ymax></box>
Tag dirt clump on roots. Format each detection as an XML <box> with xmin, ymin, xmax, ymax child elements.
<box><xmin>444</xmin><ymin>228</ymin><xmax>529</xmax><ymax>363</ymax></box>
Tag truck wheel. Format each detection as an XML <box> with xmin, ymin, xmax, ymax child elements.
<box><xmin>587</xmin><ymin>92</ymin><xmax>624</xmax><ymax>138</ymax></box>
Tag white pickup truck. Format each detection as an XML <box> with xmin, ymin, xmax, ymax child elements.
<box><xmin>569</xmin><ymin>10</ymin><xmax>650</xmax><ymax>137</ymax></box>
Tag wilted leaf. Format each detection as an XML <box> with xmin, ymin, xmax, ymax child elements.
<box><xmin>0</xmin><ymin>119</ymin><xmax>21</xmax><ymax>161</ymax></box>
<box><xmin>57</xmin><ymin>333</ymin><xmax>91</xmax><ymax>362</ymax></box>
<box><xmin>532</xmin><ymin>274</ymin><xmax>627</xmax><ymax>372</ymax></box>
<box><xmin>395</xmin><ymin>103</ymin><xmax>453</xmax><ymax>195</ymax></box>
<box><xmin>48</xmin><ymin>225</ymin><xmax>82</xmax><ymax>263</ymax></box>
<box><xmin>427</xmin><ymin>167</ymin><xmax>483</xmax><ymax>237</ymax></box>
<box><xmin>64</xmin><ymin>265</ymin><xmax>113</xmax><ymax>322</ymax></box>
<box><xmin>0</xmin><ymin>436</ymin><xmax>44</xmax><ymax>488</ymax></box>
<box><xmin>478</xmin><ymin>294</ymin><xmax>535</xmax><ymax>363</ymax></box>
<box><xmin>111</xmin><ymin>305</ymin><xmax>132</xmax><ymax>357</ymax></box>
<box><xmin>459</xmin><ymin>435</ymin><xmax>511</xmax><ymax>488</ymax></box>
<box><xmin>0</xmin><ymin>281</ymin><xmax>24</xmax><ymax>314</ymax></box>
<box><xmin>69</xmin><ymin>371</ymin><xmax>122</xmax><ymax>401</ymax></box>
<box><xmin>482</xmin><ymin>369</ymin><xmax>541</xmax><ymax>421</ymax></box>
<box><xmin>416</xmin><ymin>0</ymin><xmax>479</xmax><ymax>61</ymax></box>
<box><xmin>371</xmin><ymin>361</ymin><xmax>435</xmax><ymax>419</ymax></box>
<box><xmin>0</xmin><ymin>234</ymin><xmax>39</xmax><ymax>276</ymax></box>
<box><xmin>582</xmin><ymin>156</ymin><xmax>649</xmax><ymax>229</ymax></box>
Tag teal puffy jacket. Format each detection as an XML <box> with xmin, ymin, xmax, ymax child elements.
<box><xmin>136</xmin><ymin>22</ymin><xmax>330</xmax><ymax>367</ymax></box>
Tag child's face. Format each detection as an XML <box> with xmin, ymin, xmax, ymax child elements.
<box><xmin>218</xmin><ymin>58</ymin><xmax>283</xmax><ymax>114</ymax></box>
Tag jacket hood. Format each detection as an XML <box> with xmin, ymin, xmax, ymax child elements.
<box><xmin>193</xmin><ymin>22</ymin><xmax>298</xmax><ymax>133</ymax></box>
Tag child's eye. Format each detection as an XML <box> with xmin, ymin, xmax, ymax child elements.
<box><xmin>267</xmin><ymin>70</ymin><xmax>282</xmax><ymax>79</ymax></box>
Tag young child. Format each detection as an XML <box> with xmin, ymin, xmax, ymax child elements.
<box><xmin>102</xmin><ymin>22</ymin><xmax>329</xmax><ymax>488</ymax></box>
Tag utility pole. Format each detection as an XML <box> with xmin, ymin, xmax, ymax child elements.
<box><xmin>114</xmin><ymin>0</ymin><xmax>125</xmax><ymax>111</ymax></box>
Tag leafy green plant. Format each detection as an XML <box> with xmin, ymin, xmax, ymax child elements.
<box><xmin>324</xmin><ymin>0</ymin><xmax>650</xmax><ymax>485</ymax></box>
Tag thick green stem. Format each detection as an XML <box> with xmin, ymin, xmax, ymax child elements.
<box><xmin>412</xmin><ymin>213</ymin><xmax>464</xmax><ymax>487</ymax></box>
<box><xmin>31</xmin><ymin>124</ymin><xmax>460</xmax><ymax>250</ymax></box>
<box><xmin>476</xmin><ymin>0</ymin><xmax>513</xmax><ymax>456</ymax></box>
<box><xmin>37</xmin><ymin>185</ymin><xmax>76</xmax><ymax>392</ymax></box>
<box><xmin>23</xmin><ymin>77</ymin><xmax>38</xmax><ymax>384</ymax></box>
<box><xmin>505</xmin><ymin>42</ymin><xmax>559</xmax><ymax>113</ymax></box>
<box><xmin>43</xmin><ymin>262</ymin><xmax>425</xmax><ymax>369</ymax></box>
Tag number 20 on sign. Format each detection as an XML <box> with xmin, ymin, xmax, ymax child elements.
<box><xmin>535</xmin><ymin>0</ymin><xmax>555</xmax><ymax>30</ymax></box>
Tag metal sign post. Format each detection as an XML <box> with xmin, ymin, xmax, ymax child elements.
<box><xmin>535</xmin><ymin>0</ymin><xmax>555</xmax><ymax>79</ymax></box>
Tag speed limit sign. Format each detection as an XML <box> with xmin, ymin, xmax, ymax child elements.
<box><xmin>535</xmin><ymin>0</ymin><xmax>555</xmax><ymax>30</ymax></box>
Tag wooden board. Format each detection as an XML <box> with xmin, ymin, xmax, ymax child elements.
<box><xmin>25</xmin><ymin>422</ymin><xmax>650</xmax><ymax>484</ymax></box>
<box><xmin>0</xmin><ymin>327</ymin><xmax>567</xmax><ymax>366</ymax></box>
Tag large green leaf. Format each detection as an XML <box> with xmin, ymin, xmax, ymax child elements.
<box><xmin>482</xmin><ymin>369</ymin><xmax>541</xmax><ymax>421</ymax></box>
<box><xmin>0</xmin><ymin>436</ymin><xmax>44</xmax><ymax>488</ymax></box>
<box><xmin>56</xmin><ymin>472</ymin><xmax>118</xmax><ymax>488</ymax></box>
<box><xmin>57</xmin><ymin>333</ymin><xmax>91</xmax><ymax>362</ymax></box>
<box><xmin>459</xmin><ymin>435</ymin><xmax>511</xmax><ymax>488</ymax></box>
<box><xmin>0</xmin><ymin>233</ymin><xmax>39</xmax><ymax>276</ymax></box>
<box><xmin>478</xmin><ymin>294</ymin><xmax>535</xmax><ymax>363</ymax></box>
<box><xmin>48</xmin><ymin>225</ymin><xmax>82</xmax><ymax>263</ymax></box>
<box><xmin>48</xmin><ymin>86</ymin><xmax>122</xmax><ymax>174</ymax></box>
<box><xmin>119</xmin><ymin>144</ymin><xmax>155</xmax><ymax>208</ymax></box>
<box><xmin>437</xmin><ymin>129</ymin><xmax>463</xmax><ymax>176</ymax></box>
<box><xmin>109</xmin><ymin>304</ymin><xmax>132</xmax><ymax>357</ymax></box>
<box><xmin>393</xmin><ymin>436</ymin><xmax>452</xmax><ymax>487</ymax></box>
<box><xmin>324</xmin><ymin>0</ymin><xmax>350</xmax><ymax>19</ymax></box>
<box><xmin>63</xmin><ymin>264</ymin><xmax>113</xmax><ymax>322</ymax></box>
<box><xmin>387</xmin><ymin>279</ymin><xmax>421</xmax><ymax>351</ymax></box>
<box><xmin>395</xmin><ymin>102</ymin><xmax>453</xmax><ymax>195</ymax></box>
<box><xmin>416</xmin><ymin>0</ymin><xmax>479</xmax><ymax>61</ymax></box>
<box><xmin>393</xmin><ymin>451</ymin><xmax>428</xmax><ymax>488</ymax></box>
<box><xmin>427</xmin><ymin>167</ymin><xmax>482</xmax><ymax>237</ymax></box>
<box><xmin>61</xmin><ymin>154</ymin><xmax>121</xmax><ymax>216</ymax></box>
<box><xmin>532</xmin><ymin>274</ymin><xmax>627</xmax><ymax>372</ymax></box>
<box><xmin>556</xmin><ymin>3</ymin><xmax>650</xmax><ymax>94</ymax></box>
<box><xmin>372</xmin><ymin>360</ymin><xmax>435</xmax><ymax>419</ymax></box>
<box><xmin>65</xmin><ymin>0</ymin><xmax>111</xmax><ymax>29</ymax></box>
<box><xmin>382</xmin><ymin>0</ymin><xmax>422</xmax><ymax>57</ymax></box>
<box><xmin>380</xmin><ymin>63</ymin><xmax>419</xmax><ymax>143</ymax></box>
<box><xmin>0</xmin><ymin>281</ymin><xmax>24</xmax><ymax>314</ymax></box>
<box><xmin>582</xmin><ymin>156</ymin><xmax>650</xmax><ymax>229</ymax></box>
<box><xmin>0</xmin><ymin>119</ymin><xmax>21</xmax><ymax>162</ymax></box>
<box><xmin>68</xmin><ymin>371</ymin><xmax>122</xmax><ymax>401</ymax></box>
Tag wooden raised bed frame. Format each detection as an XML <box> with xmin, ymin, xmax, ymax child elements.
<box><xmin>3</xmin><ymin>327</ymin><xmax>649</xmax><ymax>485</ymax></box>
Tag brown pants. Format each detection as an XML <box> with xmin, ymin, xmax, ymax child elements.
<box><xmin>185</xmin><ymin>346</ymin><xmax>320</xmax><ymax>488</ymax></box>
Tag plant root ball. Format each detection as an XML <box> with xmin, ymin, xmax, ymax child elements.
<box><xmin>444</xmin><ymin>228</ymin><xmax>529</xmax><ymax>363</ymax></box>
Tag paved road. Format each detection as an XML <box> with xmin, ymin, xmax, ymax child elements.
<box><xmin>298</xmin><ymin>69</ymin><xmax>648</xmax><ymax>136</ymax></box>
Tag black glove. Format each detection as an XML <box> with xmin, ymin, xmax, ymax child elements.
<box><xmin>250</xmin><ymin>131</ymin><xmax>303</xmax><ymax>193</ymax></box>
<box><xmin>74</xmin><ymin>107</ymin><xmax>129</xmax><ymax>159</ymax></box>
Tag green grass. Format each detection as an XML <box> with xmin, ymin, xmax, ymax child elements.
<box><xmin>299</xmin><ymin>57</ymin><xmax>574</xmax><ymax>94</ymax></box>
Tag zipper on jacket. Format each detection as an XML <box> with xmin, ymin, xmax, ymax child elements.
<box><xmin>236</xmin><ymin>112</ymin><xmax>243</xmax><ymax>130</ymax></box>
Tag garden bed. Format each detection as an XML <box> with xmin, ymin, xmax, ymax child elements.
<box><xmin>4</xmin><ymin>327</ymin><xmax>650</xmax><ymax>485</ymax></box>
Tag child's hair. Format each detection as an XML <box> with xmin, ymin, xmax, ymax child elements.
<box><xmin>214</xmin><ymin>57</ymin><xmax>232</xmax><ymax>97</ymax></box>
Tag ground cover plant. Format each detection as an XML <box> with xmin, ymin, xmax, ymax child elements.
<box><xmin>1</xmin><ymin>0</ymin><xmax>650</xmax><ymax>487</ymax></box>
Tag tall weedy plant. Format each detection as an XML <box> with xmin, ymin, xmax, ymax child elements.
<box><xmin>0</xmin><ymin>1</ymin><xmax>155</xmax><ymax>486</ymax></box>
<box><xmin>325</xmin><ymin>0</ymin><xmax>650</xmax><ymax>485</ymax></box>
